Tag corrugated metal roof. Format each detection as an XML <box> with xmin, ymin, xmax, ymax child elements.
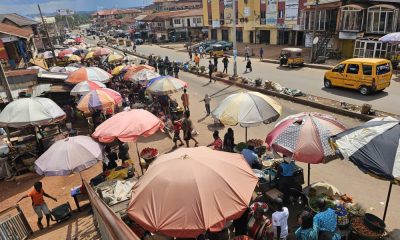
<box><xmin>0</xmin><ymin>13</ymin><xmax>38</xmax><ymax>27</ymax></box>
<box><xmin>173</xmin><ymin>9</ymin><xmax>203</xmax><ymax>18</ymax></box>
<box><xmin>0</xmin><ymin>23</ymin><xmax>33</xmax><ymax>39</ymax></box>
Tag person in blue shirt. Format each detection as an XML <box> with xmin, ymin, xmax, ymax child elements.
<box><xmin>295</xmin><ymin>211</ymin><xmax>317</xmax><ymax>240</ymax></box>
<box><xmin>277</xmin><ymin>157</ymin><xmax>296</xmax><ymax>204</ymax></box>
<box><xmin>241</xmin><ymin>145</ymin><xmax>261</xmax><ymax>169</ymax></box>
<box><xmin>313</xmin><ymin>199</ymin><xmax>341</xmax><ymax>240</ymax></box>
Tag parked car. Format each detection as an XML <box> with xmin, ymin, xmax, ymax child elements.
<box><xmin>324</xmin><ymin>58</ymin><xmax>392</xmax><ymax>95</ymax></box>
<box><xmin>216</xmin><ymin>41</ymin><xmax>233</xmax><ymax>50</ymax></box>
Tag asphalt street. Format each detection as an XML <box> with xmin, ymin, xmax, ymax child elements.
<box><xmin>85</xmin><ymin>37</ymin><xmax>400</xmax><ymax>230</ymax></box>
<box><xmin>135</xmin><ymin>44</ymin><xmax>400</xmax><ymax>115</ymax></box>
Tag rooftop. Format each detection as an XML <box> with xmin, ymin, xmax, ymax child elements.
<box><xmin>142</xmin><ymin>10</ymin><xmax>189</xmax><ymax>21</ymax></box>
<box><xmin>0</xmin><ymin>13</ymin><xmax>38</xmax><ymax>27</ymax></box>
<box><xmin>0</xmin><ymin>23</ymin><xmax>33</xmax><ymax>39</ymax></box>
<box><xmin>173</xmin><ymin>9</ymin><xmax>203</xmax><ymax>18</ymax></box>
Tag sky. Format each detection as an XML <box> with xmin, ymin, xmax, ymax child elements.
<box><xmin>0</xmin><ymin>0</ymin><xmax>152</xmax><ymax>15</ymax></box>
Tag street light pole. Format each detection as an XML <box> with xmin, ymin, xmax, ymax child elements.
<box><xmin>232</xmin><ymin>0</ymin><xmax>238</xmax><ymax>77</ymax></box>
<box><xmin>310</xmin><ymin>0</ymin><xmax>319</xmax><ymax>62</ymax></box>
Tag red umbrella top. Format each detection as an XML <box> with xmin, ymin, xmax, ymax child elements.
<box><xmin>75</xmin><ymin>37</ymin><xmax>83</xmax><ymax>43</ymax></box>
<box><xmin>265</xmin><ymin>112</ymin><xmax>346</xmax><ymax>164</ymax></box>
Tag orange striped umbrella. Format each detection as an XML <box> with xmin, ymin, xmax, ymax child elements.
<box><xmin>77</xmin><ymin>88</ymin><xmax>122</xmax><ymax>113</ymax></box>
<box><xmin>66</xmin><ymin>67</ymin><xmax>112</xmax><ymax>84</ymax></box>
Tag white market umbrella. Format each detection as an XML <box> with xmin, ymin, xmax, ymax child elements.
<box><xmin>127</xmin><ymin>69</ymin><xmax>160</xmax><ymax>85</ymax></box>
<box><xmin>27</xmin><ymin>66</ymin><xmax>47</xmax><ymax>72</ymax></box>
<box><xmin>212</xmin><ymin>91</ymin><xmax>282</xmax><ymax>141</ymax></box>
<box><xmin>35</xmin><ymin>136</ymin><xmax>103</xmax><ymax>176</ymax></box>
<box><xmin>70</xmin><ymin>80</ymin><xmax>106</xmax><ymax>96</ymax></box>
<box><xmin>0</xmin><ymin>97</ymin><xmax>66</xmax><ymax>128</ymax></box>
<box><xmin>379</xmin><ymin>32</ymin><xmax>400</xmax><ymax>43</ymax></box>
<box><xmin>49</xmin><ymin>66</ymin><xmax>79</xmax><ymax>74</ymax></box>
<box><xmin>146</xmin><ymin>76</ymin><xmax>188</xmax><ymax>95</ymax></box>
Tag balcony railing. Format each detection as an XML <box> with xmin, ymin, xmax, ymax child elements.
<box><xmin>339</xmin><ymin>6</ymin><xmax>365</xmax><ymax>32</ymax></box>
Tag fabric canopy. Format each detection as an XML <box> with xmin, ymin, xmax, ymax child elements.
<box><xmin>35</xmin><ymin>136</ymin><xmax>103</xmax><ymax>176</ymax></box>
<box><xmin>127</xmin><ymin>146</ymin><xmax>258</xmax><ymax>238</ymax></box>
<box><xmin>0</xmin><ymin>97</ymin><xmax>66</xmax><ymax>128</ymax></box>
<box><xmin>92</xmin><ymin>109</ymin><xmax>164</xmax><ymax>143</ymax></box>
<box><xmin>332</xmin><ymin>116</ymin><xmax>400</xmax><ymax>180</ymax></box>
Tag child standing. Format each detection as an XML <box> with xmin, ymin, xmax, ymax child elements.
<box><xmin>17</xmin><ymin>181</ymin><xmax>57</xmax><ymax>229</ymax></box>
<box><xmin>172</xmin><ymin>119</ymin><xmax>184</xmax><ymax>148</ymax></box>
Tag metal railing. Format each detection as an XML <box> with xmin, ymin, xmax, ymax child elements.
<box><xmin>0</xmin><ymin>205</ymin><xmax>32</xmax><ymax>240</ymax></box>
<box><xmin>84</xmin><ymin>181</ymin><xmax>140</xmax><ymax>240</ymax></box>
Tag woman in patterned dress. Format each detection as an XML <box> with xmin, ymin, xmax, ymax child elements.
<box><xmin>247</xmin><ymin>207</ymin><xmax>274</xmax><ymax>240</ymax></box>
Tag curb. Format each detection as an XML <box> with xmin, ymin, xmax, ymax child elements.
<box><xmin>156</xmin><ymin>45</ymin><xmax>334</xmax><ymax>70</ymax></box>
<box><xmin>100</xmin><ymin>42</ymin><xmax>394</xmax><ymax>121</ymax></box>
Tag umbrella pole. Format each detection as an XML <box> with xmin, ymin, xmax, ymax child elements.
<box><xmin>136</xmin><ymin>142</ymin><xmax>144</xmax><ymax>175</ymax></box>
<box><xmin>308</xmin><ymin>163</ymin><xmax>311</xmax><ymax>186</ymax></box>
<box><xmin>383</xmin><ymin>182</ymin><xmax>393</xmax><ymax>221</ymax></box>
<box><xmin>245</xmin><ymin>127</ymin><xmax>248</xmax><ymax>142</ymax></box>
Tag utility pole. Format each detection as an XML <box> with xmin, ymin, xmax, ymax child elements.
<box><xmin>38</xmin><ymin>4</ymin><xmax>57</xmax><ymax>65</ymax></box>
<box><xmin>232</xmin><ymin>0</ymin><xmax>238</xmax><ymax>77</ymax></box>
<box><xmin>65</xmin><ymin>15</ymin><xmax>70</xmax><ymax>30</ymax></box>
<box><xmin>310</xmin><ymin>0</ymin><xmax>319</xmax><ymax>63</ymax></box>
<box><xmin>0</xmin><ymin>62</ymin><xmax>13</xmax><ymax>102</ymax></box>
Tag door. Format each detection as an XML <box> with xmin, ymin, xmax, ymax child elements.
<box><xmin>187</xmin><ymin>19</ymin><xmax>191</xmax><ymax>27</ymax></box>
<box><xmin>260</xmin><ymin>30</ymin><xmax>270</xmax><ymax>44</ymax></box>
<box><xmin>328</xmin><ymin>63</ymin><xmax>346</xmax><ymax>87</ymax></box>
<box><xmin>222</xmin><ymin>30</ymin><xmax>229</xmax><ymax>41</ymax></box>
<box><xmin>211</xmin><ymin>29</ymin><xmax>217</xmax><ymax>40</ymax></box>
<box><xmin>249</xmin><ymin>31</ymin><xmax>254</xmax><ymax>44</ymax></box>
<box><xmin>344</xmin><ymin>63</ymin><xmax>361</xmax><ymax>89</ymax></box>
<box><xmin>375</xmin><ymin>62</ymin><xmax>392</xmax><ymax>90</ymax></box>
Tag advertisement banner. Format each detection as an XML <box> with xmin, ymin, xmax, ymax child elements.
<box><xmin>285</xmin><ymin>0</ymin><xmax>299</xmax><ymax>21</ymax></box>
<box><xmin>57</xmin><ymin>9</ymin><xmax>75</xmax><ymax>16</ymax></box>
<box><xmin>266</xmin><ymin>0</ymin><xmax>277</xmax><ymax>25</ymax></box>
<box><xmin>212</xmin><ymin>20</ymin><xmax>221</xmax><ymax>29</ymax></box>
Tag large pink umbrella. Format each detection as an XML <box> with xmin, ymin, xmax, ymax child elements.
<box><xmin>92</xmin><ymin>109</ymin><xmax>164</xmax><ymax>143</ymax></box>
<box><xmin>265</xmin><ymin>112</ymin><xmax>346</xmax><ymax>185</ymax></box>
<box><xmin>127</xmin><ymin>146</ymin><xmax>258</xmax><ymax>238</ymax></box>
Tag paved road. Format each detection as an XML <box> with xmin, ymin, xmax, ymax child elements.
<box><xmin>135</xmin><ymin>44</ymin><xmax>400</xmax><ymax>115</ymax></box>
<box><xmin>85</xmin><ymin>37</ymin><xmax>400</xmax><ymax>230</ymax></box>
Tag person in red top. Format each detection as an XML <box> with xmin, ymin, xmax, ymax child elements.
<box><xmin>17</xmin><ymin>181</ymin><xmax>57</xmax><ymax>229</ymax></box>
<box><xmin>208</xmin><ymin>130</ymin><xmax>223</xmax><ymax>150</ymax></box>
<box><xmin>172</xmin><ymin>119</ymin><xmax>185</xmax><ymax>148</ymax></box>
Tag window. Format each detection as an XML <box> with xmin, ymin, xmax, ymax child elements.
<box><xmin>377</xmin><ymin>63</ymin><xmax>391</xmax><ymax>75</ymax></box>
<box><xmin>278</xmin><ymin>10</ymin><xmax>284</xmax><ymax>19</ymax></box>
<box><xmin>366</xmin><ymin>5</ymin><xmax>398</xmax><ymax>34</ymax></box>
<box><xmin>333</xmin><ymin>64</ymin><xmax>346</xmax><ymax>73</ymax></box>
<box><xmin>340</xmin><ymin>6</ymin><xmax>364</xmax><ymax>31</ymax></box>
<box><xmin>353</xmin><ymin>38</ymin><xmax>389</xmax><ymax>58</ymax></box>
<box><xmin>174</xmin><ymin>19</ymin><xmax>181</xmax><ymax>25</ymax></box>
<box><xmin>362</xmin><ymin>65</ymin><xmax>373</xmax><ymax>75</ymax></box>
<box><xmin>196</xmin><ymin>18</ymin><xmax>202</xmax><ymax>23</ymax></box>
<box><xmin>346</xmin><ymin>64</ymin><xmax>359</xmax><ymax>74</ymax></box>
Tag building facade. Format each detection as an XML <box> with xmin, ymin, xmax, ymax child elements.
<box><xmin>299</xmin><ymin>0</ymin><xmax>400</xmax><ymax>59</ymax></box>
<box><xmin>172</xmin><ymin>9</ymin><xmax>205</xmax><ymax>40</ymax></box>
<box><xmin>202</xmin><ymin>0</ymin><xmax>306</xmax><ymax>45</ymax></box>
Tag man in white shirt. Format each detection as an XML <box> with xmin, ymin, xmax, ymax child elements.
<box><xmin>272</xmin><ymin>198</ymin><xmax>289</xmax><ymax>240</ymax></box>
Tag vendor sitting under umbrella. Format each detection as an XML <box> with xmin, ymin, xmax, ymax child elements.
<box><xmin>241</xmin><ymin>145</ymin><xmax>262</xmax><ymax>169</ymax></box>
<box><xmin>277</xmin><ymin>157</ymin><xmax>295</xmax><ymax>204</ymax></box>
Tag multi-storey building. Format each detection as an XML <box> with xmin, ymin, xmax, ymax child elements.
<box><xmin>300</xmin><ymin>0</ymin><xmax>400</xmax><ymax>60</ymax></box>
<box><xmin>172</xmin><ymin>9</ymin><xmax>205</xmax><ymax>40</ymax></box>
<box><xmin>202</xmin><ymin>0</ymin><xmax>306</xmax><ymax>45</ymax></box>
